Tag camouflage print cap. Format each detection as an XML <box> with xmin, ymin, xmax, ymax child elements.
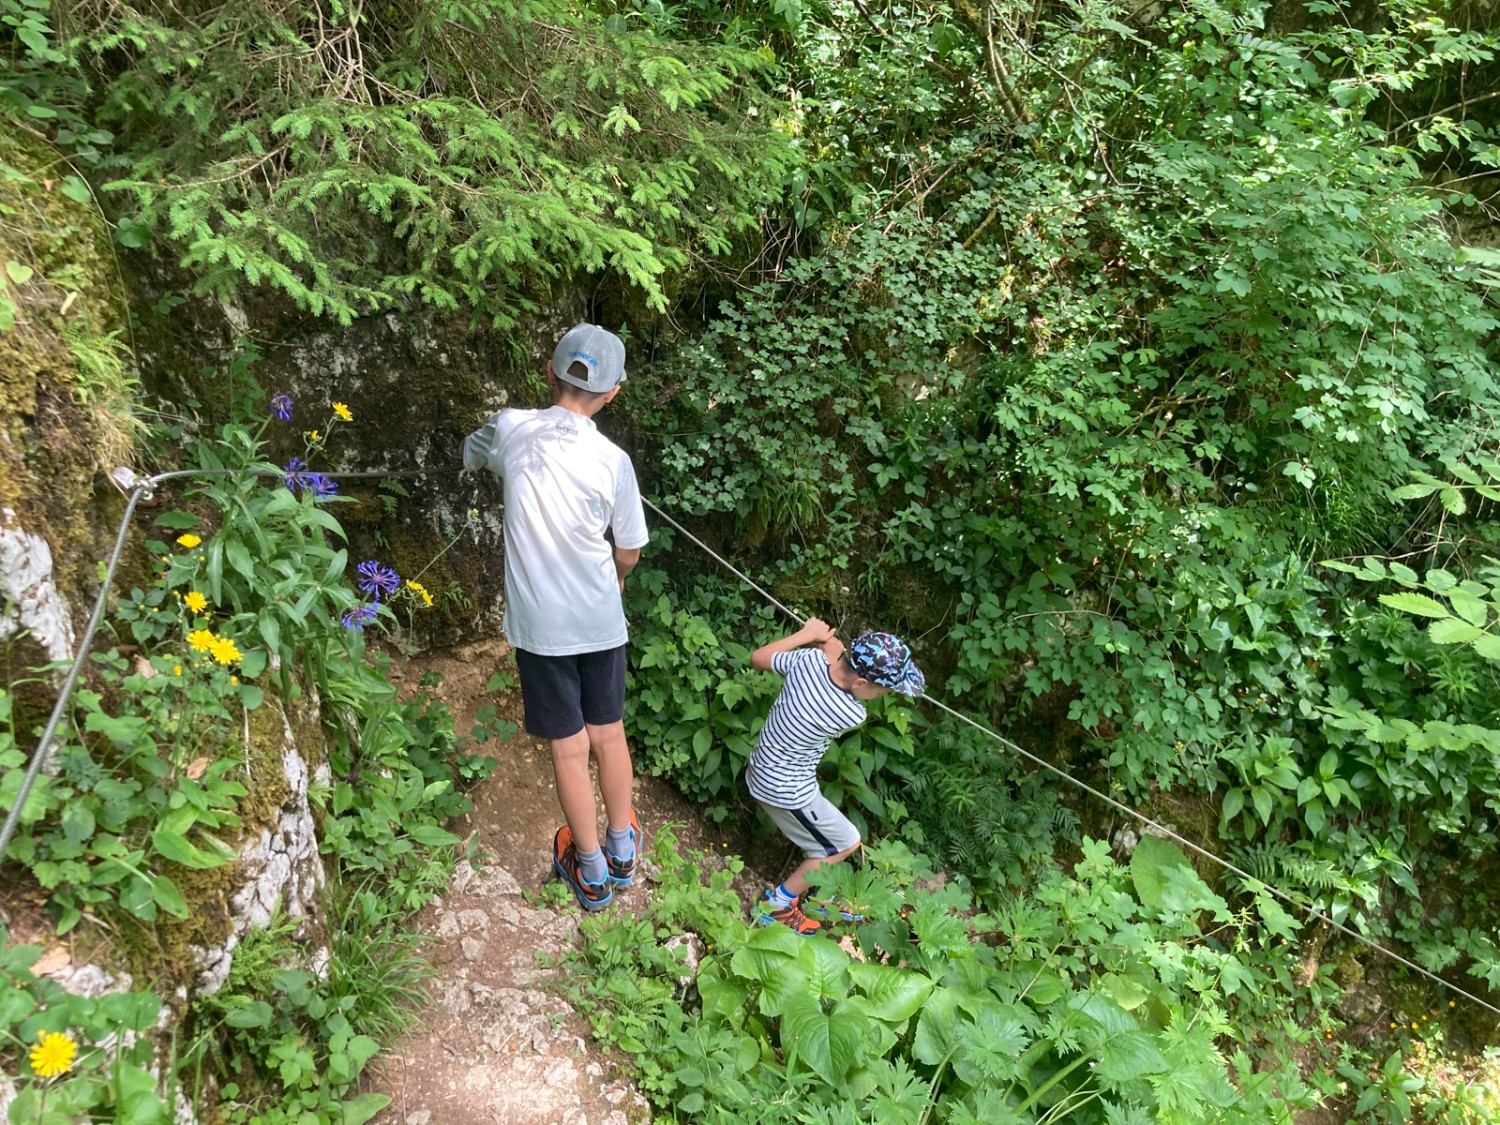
<box><xmin>848</xmin><ymin>632</ymin><xmax>925</xmax><ymax>697</ymax></box>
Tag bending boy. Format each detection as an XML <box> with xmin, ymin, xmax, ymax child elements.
<box><xmin>746</xmin><ymin>618</ymin><xmax>924</xmax><ymax>934</ymax></box>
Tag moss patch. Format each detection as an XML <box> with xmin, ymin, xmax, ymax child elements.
<box><xmin>0</xmin><ymin>129</ymin><xmax>132</xmax><ymax>623</ymax></box>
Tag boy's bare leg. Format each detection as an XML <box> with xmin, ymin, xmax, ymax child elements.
<box><xmin>783</xmin><ymin>842</ymin><xmax>860</xmax><ymax>897</ymax></box>
<box><xmin>550</xmin><ymin>729</ymin><xmax>600</xmax><ymax>853</ymax></box>
<box><xmin>585</xmin><ymin>719</ymin><xmax>635</xmax><ymax>832</ymax></box>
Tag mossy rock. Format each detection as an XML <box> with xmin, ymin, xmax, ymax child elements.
<box><xmin>0</xmin><ymin>129</ymin><xmax>133</xmax><ymax>648</ymax></box>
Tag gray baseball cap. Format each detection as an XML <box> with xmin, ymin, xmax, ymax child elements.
<box><xmin>551</xmin><ymin>323</ymin><xmax>627</xmax><ymax>393</ymax></box>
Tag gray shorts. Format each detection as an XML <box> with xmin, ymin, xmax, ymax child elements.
<box><xmin>759</xmin><ymin>794</ymin><xmax>861</xmax><ymax>858</ymax></box>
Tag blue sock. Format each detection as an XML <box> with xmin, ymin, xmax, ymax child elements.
<box><xmin>605</xmin><ymin>824</ymin><xmax>635</xmax><ymax>861</ymax></box>
<box><xmin>578</xmin><ymin>847</ymin><xmax>608</xmax><ymax>885</ymax></box>
<box><xmin>767</xmin><ymin>883</ymin><xmax>797</xmax><ymax>908</ymax></box>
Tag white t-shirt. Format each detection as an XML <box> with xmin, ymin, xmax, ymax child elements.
<box><xmin>463</xmin><ymin>405</ymin><xmax>648</xmax><ymax>656</ymax></box>
<box><xmin>745</xmin><ymin>649</ymin><xmax>868</xmax><ymax>808</ymax></box>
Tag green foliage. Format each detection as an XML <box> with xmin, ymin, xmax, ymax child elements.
<box><xmin>625</xmin><ymin>562</ymin><xmax>921</xmax><ymax>826</ymax></box>
<box><xmin>0</xmin><ymin>604</ymin><xmax>246</xmax><ymax>934</ymax></box>
<box><xmin>26</xmin><ymin>0</ymin><xmax>797</xmax><ymax>326</ymax></box>
<box><xmin>562</xmin><ymin>829</ymin><xmax>1333</xmax><ymax>1123</ymax></box>
<box><xmin>0</xmin><ymin>924</ymin><xmax>169</xmax><ymax>1123</ymax></box>
<box><xmin>185</xmin><ymin>890</ymin><xmax>428</xmax><ymax>1123</ymax></box>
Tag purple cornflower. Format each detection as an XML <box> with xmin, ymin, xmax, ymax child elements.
<box><xmin>269</xmin><ymin>392</ymin><xmax>294</xmax><ymax>422</ymax></box>
<box><xmin>284</xmin><ymin>457</ymin><xmax>307</xmax><ymax>492</ymax></box>
<box><xmin>356</xmin><ymin>560</ymin><xmax>401</xmax><ymax>600</ymax></box>
<box><xmin>341</xmin><ymin>604</ymin><xmax>379</xmax><ymax>631</ymax></box>
<box><xmin>304</xmin><ymin>472</ymin><xmax>338</xmax><ymax>500</ymax></box>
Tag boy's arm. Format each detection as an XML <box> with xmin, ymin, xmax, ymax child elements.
<box><xmin>460</xmin><ymin>413</ymin><xmax>504</xmax><ymax>473</ymax></box>
<box><xmin>751</xmin><ymin>618</ymin><xmax>837</xmax><ymax>671</ymax></box>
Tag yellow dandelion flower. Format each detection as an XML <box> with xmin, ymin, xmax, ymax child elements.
<box><xmin>173</xmin><ymin>665</ymin><xmax>182</xmax><ymax>676</ymax></box>
<box><xmin>307</xmin><ymin>429</ymin><xmax>320</xmax><ymax>442</ymax></box>
<box><xmin>187</xmin><ymin>629</ymin><xmax>215</xmax><ymax>653</ymax></box>
<box><xmin>177</xmin><ymin>533</ymin><xmax>201</xmax><ymax>549</ymax></box>
<box><xmin>407</xmin><ymin>580</ymin><xmax>433</xmax><ymax>608</ymax></box>
<box><xmin>29</xmin><ymin>1031</ymin><xmax>77</xmax><ymax>1078</ymax></box>
<box><xmin>1450</xmin><ymin>1001</ymin><xmax>1456</xmax><ymax>1007</ymax></box>
<box><xmin>208</xmin><ymin>637</ymin><xmax>242</xmax><ymax>666</ymax></box>
<box><xmin>332</xmin><ymin>402</ymin><xmax>353</xmax><ymax>422</ymax></box>
<box><xmin>183</xmin><ymin>591</ymin><xmax>208</xmax><ymax>614</ymax></box>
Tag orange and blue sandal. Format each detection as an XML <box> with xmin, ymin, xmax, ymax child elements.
<box><xmin>553</xmin><ymin>826</ymin><xmax>613</xmax><ymax>911</ymax></box>
<box><xmin>605</xmin><ymin>810</ymin><xmax>642</xmax><ymax>887</ymax></box>
<box><xmin>754</xmin><ymin>892</ymin><xmax>820</xmax><ymax>936</ymax></box>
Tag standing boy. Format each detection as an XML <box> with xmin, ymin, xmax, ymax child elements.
<box><xmin>746</xmin><ymin>618</ymin><xmax>924</xmax><ymax>934</ymax></box>
<box><xmin>461</xmin><ymin>323</ymin><xmax>648</xmax><ymax>911</ymax></box>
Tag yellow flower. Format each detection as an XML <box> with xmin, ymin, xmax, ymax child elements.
<box><xmin>332</xmin><ymin>401</ymin><xmax>353</xmax><ymax>422</ymax></box>
<box><xmin>29</xmin><ymin>1031</ymin><xmax>77</xmax><ymax>1078</ymax></box>
<box><xmin>230</xmin><ymin>675</ymin><xmax>239</xmax><ymax>685</ymax></box>
<box><xmin>307</xmin><ymin>429</ymin><xmax>320</xmax><ymax>442</ymax></box>
<box><xmin>407</xmin><ymin>580</ymin><xmax>433</xmax><ymax>608</ymax></box>
<box><xmin>173</xmin><ymin>665</ymin><xmax>182</xmax><ymax>676</ymax></box>
<box><xmin>176</xmin><ymin>533</ymin><xmax>202</xmax><ymax>549</ymax></box>
<box><xmin>183</xmin><ymin>591</ymin><xmax>208</xmax><ymax>614</ymax></box>
<box><xmin>208</xmin><ymin>637</ymin><xmax>242</xmax><ymax>666</ymax></box>
<box><xmin>187</xmin><ymin>629</ymin><xmax>215</xmax><ymax>653</ymax></box>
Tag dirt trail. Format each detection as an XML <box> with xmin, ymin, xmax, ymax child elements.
<box><xmin>365</xmin><ymin>639</ymin><xmax>783</xmax><ymax>1125</ymax></box>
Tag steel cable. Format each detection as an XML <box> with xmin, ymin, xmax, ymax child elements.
<box><xmin>0</xmin><ymin>463</ymin><xmax>466</xmax><ymax>862</ymax></box>
<box><xmin>642</xmin><ymin>496</ymin><xmax>1500</xmax><ymax>1020</ymax></box>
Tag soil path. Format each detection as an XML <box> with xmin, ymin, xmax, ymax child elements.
<box><xmin>365</xmin><ymin>639</ymin><xmax>785</xmax><ymax>1125</ymax></box>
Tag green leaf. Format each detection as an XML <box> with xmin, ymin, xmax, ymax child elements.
<box><xmin>848</xmin><ymin>963</ymin><xmax>934</xmax><ymax>1022</ymax></box>
<box><xmin>912</xmin><ymin>986</ymin><xmax>960</xmax><ymax>1065</ymax></box>
<box><xmin>1099</xmin><ymin>972</ymin><xmax>1149</xmax><ymax>1011</ymax></box>
<box><xmin>1095</xmin><ymin>1030</ymin><xmax>1169</xmax><ymax>1084</ymax></box>
<box><xmin>60</xmin><ymin>176</ymin><xmax>92</xmax><ymax>204</ymax></box>
<box><xmin>340</xmin><ymin>1094</ymin><xmax>392</xmax><ymax>1125</ymax></box>
<box><xmin>407</xmin><ymin>823</ymin><xmax>462</xmax><ymax>847</ymax></box>
<box><xmin>225</xmin><ymin>1001</ymin><xmax>273</xmax><ymax>1028</ymax></box>
<box><xmin>151</xmin><ymin>875</ymin><xmax>188</xmax><ymax>918</ymax></box>
<box><xmin>1377</xmin><ymin>591</ymin><xmax>1449</xmax><ymax>618</ymax></box>
<box><xmin>5</xmin><ymin>260</ymin><xmax>34</xmax><ymax>285</ymax></box>
<box><xmin>1471</xmin><ymin>633</ymin><xmax>1500</xmax><ymax>661</ymax></box>
<box><xmin>1221</xmin><ymin>787</ymin><xmax>1245</xmax><ymax>822</ymax></box>
<box><xmin>1429</xmin><ymin>618</ymin><xmax>1484</xmax><ymax>645</ymax></box>
<box><xmin>1129</xmin><ymin>834</ymin><xmax>1191</xmax><ymax>913</ymax></box>
<box><xmin>781</xmin><ymin>992</ymin><xmax>865</xmax><ymax>1082</ymax></box>
<box><xmin>1255</xmin><ymin>893</ymin><xmax>1301</xmax><ymax>941</ymax></box>
<box><xmin>152</xmin><ymin>828</ymin><xmax>227</xmax><ymax>869</ymax></box>
<box><xmin>113</xmin><ymin>1062</ymin><xmax>169</xmax><ymax>1124</ymax></box>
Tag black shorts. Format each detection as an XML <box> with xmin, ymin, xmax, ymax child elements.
<box><xmin>514</xmin><ymin>644</ymin><xmax>628</xmax><ymax>740</ymax></box>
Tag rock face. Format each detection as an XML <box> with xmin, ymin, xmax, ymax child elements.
<box><xmin>191</xmin><ymin>704</ymin><xmax>329</xmax><ymax>995</ymax></box>
<box><xmin>0</xmin><ymin>511</ymin><xmax>76</xmax><ymax>665</ymax></box>
<box><xmin>0</xmin><ymin>130</ymin><xmax>126</xmax><ymax>688</ymax></box>
<box><xmin>129</xmin><ymin>276</ymin><xmax>584</xmax><ymax>647</ymax></box>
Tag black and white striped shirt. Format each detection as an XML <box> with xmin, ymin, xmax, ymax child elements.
<box><xmin>746</xmin><ymin>649</ymin><xmax>868</xmax><ymax>809</ymax></box>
